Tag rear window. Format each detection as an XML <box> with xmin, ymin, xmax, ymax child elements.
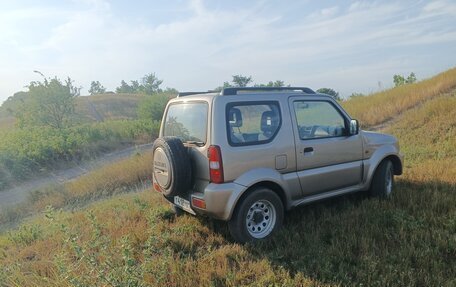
<box><xmin>163</xmin><ymin>102</ymin><xmax>208</xmax><ymax>144</ymax></box>
<box><xmin>226</xmin><ymin>102</ymin><xmax>281</xmax><ymax>146</ymax></box>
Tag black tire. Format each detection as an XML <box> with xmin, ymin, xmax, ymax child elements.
<box><xmin>152</xmin><ymin>137</ymin><xmax>191</xmax><ymax>198</ymax></box>
<box><xmin>369</xmin><ymin>160</ymin><xmax>394</xmax><ymax>198</ymax></box>
<box><xmin>228</xmin><ymin>188</ymin><xmax>284</xmax><ymax>243</ymax></box>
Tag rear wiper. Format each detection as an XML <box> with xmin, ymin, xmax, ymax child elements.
<box><xmin>185</xmin><ymin>140</ymin><xmax>205</xmax><ymax>147</ymax></box>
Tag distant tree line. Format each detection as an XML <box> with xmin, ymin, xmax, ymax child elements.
<box><xmin>115</xmin><ymin>73</ymin><xmax>164</xmax><ymax>94</ymax></box>
<box><xmin>3</xmin><ymin>71</ymin><xmax>420</xmax><ymax>130</ymax></box>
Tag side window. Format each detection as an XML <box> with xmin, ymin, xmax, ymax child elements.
<box><xmin>293</xmin><ymin>101</ymin><xmax>347</xmax><ymax>140</ymax></box>
<box><xmin>227</xmin><ymin>102</ymin><xmax>281</xmax><ymax>145</ymax></box>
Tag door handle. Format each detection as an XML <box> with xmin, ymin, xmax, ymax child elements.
<box><xmin>303</xmin><ymin>147</ymin><xmax>314</xmax><ymax>153</ymax></box>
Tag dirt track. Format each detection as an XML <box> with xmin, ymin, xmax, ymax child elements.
<box><xmin>0</xmin><ymin>143</ymin><xmax>153</xmax><ymax>210</ymax></box>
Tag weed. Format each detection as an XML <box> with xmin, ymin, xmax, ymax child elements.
<box><xmin>7</xmin><ymin>224</ymin><xmax>42</xmax><ymax>246</ymax></box>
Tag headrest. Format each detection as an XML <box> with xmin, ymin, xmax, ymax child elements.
<box><xmin>261</xmin><ymin>111</ymin><xmax>279</xmax><ymax>133</ymax></box>
<box><xmin>228</xmin><ymin>108</ymin><xmax>242</xmax><ymax>127</ymax></box>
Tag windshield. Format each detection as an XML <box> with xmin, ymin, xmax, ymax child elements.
<box><xmin>163</xmin><ymin>102</ymin><xmax>208</xmax><ymax>144</ymax></box>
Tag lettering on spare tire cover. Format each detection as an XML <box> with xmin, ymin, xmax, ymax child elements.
<box><xmin>154</xmin><ymin>161</ymin><xmax>166</xmax><ymax>168</ymax></box>
<box><xmin>153</xmin><ymin>147</ymin><xmax>172</xmax><ymax>188</ymax></box>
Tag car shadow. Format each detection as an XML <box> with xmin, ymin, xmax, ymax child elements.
<box><xmin>204</xmin><ymin>179</ymin><xmax>455</xmax><ymax>285</ymax></box>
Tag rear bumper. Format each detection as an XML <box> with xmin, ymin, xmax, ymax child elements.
<box><xmin>164</xmin><ymin>182</ymin><xmax>245</xmax><ymax>221</ymax></box>
<box><xmin>192</xmin><ymin>182</ymin><xmax>245</xmax><ymax>220</ymax></box>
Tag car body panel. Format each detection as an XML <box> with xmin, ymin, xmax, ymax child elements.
<box><xmin>156</xmin><ymin>90</ymin><xmax>403</xmax><ymax>221</ymax></box>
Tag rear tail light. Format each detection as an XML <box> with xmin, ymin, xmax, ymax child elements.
<box><xmin>208</xmin><ymin>145</ymin><xmax>224</xmax><ymax>183</ymax></box>
<box><xmin>192</xmin><ymin>197</ymin><xmax>206</xmax><ymax>209</ymax></box>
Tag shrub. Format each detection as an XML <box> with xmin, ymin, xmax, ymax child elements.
<box><xmin>0</xmin><ymin>120</ymin><xmax>159</xmax><ymax>188</ymax></box>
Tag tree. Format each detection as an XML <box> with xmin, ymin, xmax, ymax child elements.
<box><xmin>393</xmin><ymin>72</ymin><xmax>417</xmax><ymax>87</ymax></box>
<box><xmin>140</xmin><ymin>73</ymin><xmax>163</xmax><ymax>94</ymax></box>
<box><xmin>88</xmin><ymin>81</ymin><xmax>106</xmax><ymax>95</ymax></box>
<box><xmin>138</xmin><ymin>92</ymin><xmax>173</xmax><ymax>122</ymax></box>
<box><xmin>0</xmin><ymin>91</ymin><xmax>28</xmax><ymax>117</ymax></box>
<box><xmin>316</xmin><ymin>88</ymin><xmax>341</xmax><ymax>101</ymax></box>
<box><xmin>406</xmin><ymin>72</ymin><xmax>417</xmax><ymax>84</ymax></box>
<box><xmin>131</xmin><ymin>80</ymin><xmax>141</xmax><ymax>93</ymax></box>
<box><xmin>115</xmin><ymin>73</ymin><xmax>164</xmax><ymax>94</ymax></box>
<box><xmin>214</xmin><ymin>75</ymin><xmax>253</xmax><ymax>91</ymax></box>
<box><xmin>15</xmin><ymin>76</ymin><xmax>80</xmax><ymax>129</ymax></box>
<box><xmin>254</xmin><ymin>80</ymin><xmax>286</xmax><ymax>87</ymax></box>
<box><xmin>232</xmin><ymin>75</ymin><xmax>252</xmax><ymax>87</ymax></box>
<box><xmin>393</xmin><ymin>75</ymin><xmax>406</xmax><ymax>87</ymax></box>
<box><xmin>115</xmin><ymin>80</ymin><xmax>134</xmax><ymax>93</ymax></box>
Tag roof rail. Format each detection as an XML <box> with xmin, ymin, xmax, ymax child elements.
<box><xmin>177</xmin><ymin>91</ymin><xmax>217</xmax><ymax>97</ymax></box>
<box><xmin>221</xmin><ymin>87</ymin><xmax>315</xmax><ymax>96</ymax></box>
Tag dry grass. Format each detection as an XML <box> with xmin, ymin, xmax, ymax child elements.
<box><xmin>1</xmin><ymin>73</ymin><xmax>456</xmax><ymax>286</ymax></box>
<box><xmin>0</xmin><ymin>192</ymin><xmax>323</xmax><ymax>286</ymax></box>
<box><xmin>76</xmin><ymin>93</ymin><xmax>145</xmax><ymax>121</ymax></box>
<box><xmin>342</xmin><ymin>67</ymin><xmax>456</xmax><ymax>128</ymax></box>
<box><xmin>0</xmin><ymin>151</ymin><xmax>153</xmax><ymax>227</ymax></box>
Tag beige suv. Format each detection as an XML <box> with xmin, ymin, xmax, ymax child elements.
<box><xmin>152</xmin><ymin>87</ymin><xmax>403</xmax><ymax>242</ymax></box>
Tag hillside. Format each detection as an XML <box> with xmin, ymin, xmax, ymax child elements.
<box><xmin>0</xmin><ymin>93</ymin><xmax>145</xmax><ymax>127</ymax></box>
<box><xmin>342</xmin><ymin>67</ymin><xmax>456</xmax><ymax>128</ymax></box>
<box><xmin>1</xmin><ymin>71</ymin><xmax>455</xmax><ymax>286</ymax></box>
<box><xmin>0</xmin><ymin>92</ymin><xmax>159</xmax><ymax>191</ymax></box>
<box><xmin>76</xmin><ymin>93</ymin><xmax>145</xmax><ymax>122</ymax></box>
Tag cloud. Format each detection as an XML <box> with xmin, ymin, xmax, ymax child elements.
<box><xmin>423</xmin><ymin>0</ymin><xmax>456</xmax><ymax>16</ymax></box>
<box><xmin>0</xmin><ymin>0</ymin><xmax>455</xmax><ymax>102</ymax></box>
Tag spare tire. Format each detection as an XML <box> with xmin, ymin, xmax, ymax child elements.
<box><xmin>152</xmin><ymin>137</ymin><xmax>192</xmax><ymax>198</ymax></box>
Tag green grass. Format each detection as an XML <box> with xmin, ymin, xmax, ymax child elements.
<box><xmin>1</xmin><ymin>70</ymin><xmax>455</xmax><ymax>286</ymax></box>
<box><xmin>0</xmin><ymin>119</ymin><xmax>158</xmax><ymax>190</ymax></box>
<box><xmin>0</xmin><ymin>178</ymin><xmax>454</xmax><ymax>286</ymax></box>
<box><xmin>0</xmin><ymin>92</ymin><xmax>160</xmax><ymax>190</ymax></box>
<box><xmin>387</xmin><ymin>94</ymin><xmax>456</xmax><ymax>164</ymax></box>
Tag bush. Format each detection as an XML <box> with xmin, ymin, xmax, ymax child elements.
<box><xmin>0</xmin><ymin>120</ymin><xmax>159</xmax><ymax>188</ymax></box>
<box><xmin>138</xmin><ymin>93</ymin><xmax>174</xmax><ymax>122</ymax></box>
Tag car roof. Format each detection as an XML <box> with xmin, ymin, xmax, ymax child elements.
<box><xmin>170</xmin><ymin>91</ymin><xmax>333</xmax><ymax>103</ymax></box>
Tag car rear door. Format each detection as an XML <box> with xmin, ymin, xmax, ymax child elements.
<box><xmin>289</xmin><ymin>96</ymin><xmax>363</xmax><ymax>196</ymax></box>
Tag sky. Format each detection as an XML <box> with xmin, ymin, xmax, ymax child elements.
<box><xmin>1</xmin><ymin>0</ymin><xmax>455</xmax><ymax>103</ymax></box>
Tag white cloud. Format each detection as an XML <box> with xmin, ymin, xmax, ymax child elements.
<box><xmin>423</xmin><ymin>0</ymin><xmax>456</xmax><ymax>16</ymax></box>
<box><xmin>0</xmin><ymin>0</ymin><xmax>456</xmax><ymax>102</ymax></box>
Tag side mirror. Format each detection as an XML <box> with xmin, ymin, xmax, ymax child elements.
<box><xmin>349</xmin><ymin>119</ymin><xmax>359</xmax><ymax>135</ymax></box>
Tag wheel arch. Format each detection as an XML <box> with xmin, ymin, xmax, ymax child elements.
<box><xmin>229</xmin><ymin>180</ymin><xmax>288</xmax><ymax>220</ymax></box>
<box><xmin>384</xmin><ymin>154</ymin><xmax>403</xmax><ymax>175</ymax></box>
<box><xmin>366</xmin><ymin>154</ymin><xmax>402</xmax><ymax>190</ymax></box>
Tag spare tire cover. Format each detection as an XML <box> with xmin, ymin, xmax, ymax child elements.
<box><xmin>152</xmin><ymin>137</ymin><xmax>192</xmax><ymax>198</ymax></box>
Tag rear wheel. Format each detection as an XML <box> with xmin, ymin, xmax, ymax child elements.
<box><xmin>369</xmin><ymin>160</ymin><xmax>394</xmax><ymax>198</ymax></box>
<box><xmin>228</xmin><ymin>188</ymin><xmax>284</xmax><ymax>243</ymax></box>
<box><xmin>152</xmin><ymin>137</ymin><xmax>192</xmax><ymax>198</ymax></box>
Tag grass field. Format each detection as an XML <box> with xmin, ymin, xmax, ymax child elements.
<box><xmin>76</xmin><ymin>93</ymin><xmax>145</xmax><ymax>122</ymax></box>
<box><xmin>0</xmin><ymin>71</ymin><xmax>455</xmax><ymax>286</ymax></box>
<box><xmin>0</xmin><ymin>92</ymin><xmax>155</xmax><ymax>190</ymax></box>
<box><xmin>0</xmin><ymin>120</ymin><xmax>158</xmax><ymax>190</ymax></box>
<box><xmin>0</xmin><ymin>151</ymin><xmax>154</xmax><ymax>230</ymax></box>
<box><xmin>0</xmin><ymin>93</ymin><xmax>145</xmax><ymax>127</ymax></box>
<box><xmin>342</xmin><ymin>67</ymin><xmax>456</xmax><ymax>128</ymax></box>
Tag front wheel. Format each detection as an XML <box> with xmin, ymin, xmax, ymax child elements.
<box><xmin>369</xmin><ymin>160</ymin><xmax>394</xmax><ymax>198</ymax></box>
<box><xmin>228</xmin><ymin>188</ymin><xmax>284</xmax><ymax>243</ymax></box>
